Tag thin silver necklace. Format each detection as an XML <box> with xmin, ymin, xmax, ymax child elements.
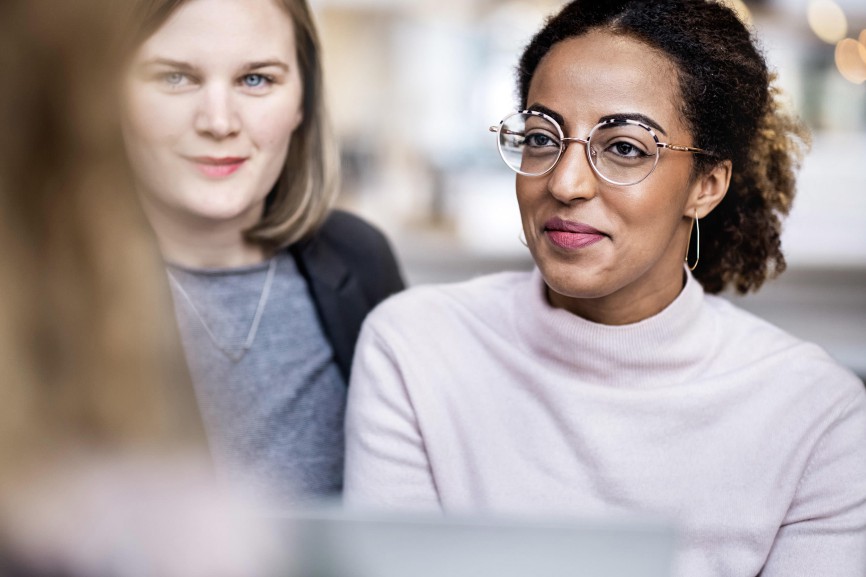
<box><xmin>167</xmin><ymin>257</ymin><xmax>277</xmax><ymax>363</ymax></box>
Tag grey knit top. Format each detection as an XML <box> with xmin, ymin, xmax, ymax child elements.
<box><xmin>167</xmin><ymin>251</ymin><xmax>346</xmax><ymax>509</ymax></box>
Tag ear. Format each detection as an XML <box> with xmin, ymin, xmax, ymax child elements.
<box><xmin>685</xmin><ymin>159</ymin><xmax>732</xmax><ymax>219</ymax></box>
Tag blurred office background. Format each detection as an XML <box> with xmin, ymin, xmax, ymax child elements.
<box><xmin>310</xmin><ymin>0</ymin><xmax>866</xmax><ymax>379</ymax></box>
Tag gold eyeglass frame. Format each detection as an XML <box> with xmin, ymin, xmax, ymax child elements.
<box><xmin>489</xmin><ymin>109</ymin><xmax>714</xmax><ymax>186</ymax></box>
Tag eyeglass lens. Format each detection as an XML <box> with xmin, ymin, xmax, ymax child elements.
<box><xmin>497</xmin><ymin>113</ymin><xmax>660</xmax><ymax>185</ymax></box>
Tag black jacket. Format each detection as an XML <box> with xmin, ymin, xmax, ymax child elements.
<box><xmin>290</xmin><ymin>210</ymin><xmax>405</xmax><ymax>382</ymax></box>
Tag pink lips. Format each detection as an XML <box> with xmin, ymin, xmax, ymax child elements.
<box><xmin>543</xmin><ymin>216</ymin><xmax>607</xmax><ymax>250</ymax></box>
<box><xmin>186</xmin><ymin>156</ymin><xmax>247</xmax><ymax>178</ymax></box>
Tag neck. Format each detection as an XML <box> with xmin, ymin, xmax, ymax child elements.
<box><xmin>158</xmin><ymin>231</ymin><xmax>267</xmax><ymax>269</ymax></box>
<box><xmin>141</xmin><ymin>202</ymin><xmax>268</xmax><ymax>269</ymax></box>
<box><xmin>548</xmin><ymin>262</ymin><xmax>687</xmax><ymax>326</ymax></box>
<box><xmin>520</xmin><ymin>267</ymin><xmax>707</xmax><ymax>387</ymax></box>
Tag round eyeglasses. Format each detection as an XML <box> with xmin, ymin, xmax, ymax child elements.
<box><xmin>489</xmin><ymin>110</ymin><xmax>713</xmax><ymax>186</ymax></box>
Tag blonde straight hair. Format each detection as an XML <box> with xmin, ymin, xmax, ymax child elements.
<box><xmin>125</xmin><ymin>0</ymin><xmax>341</xmax><ymax>252</ymax></box>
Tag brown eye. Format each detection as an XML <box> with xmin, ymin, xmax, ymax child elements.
<box><xmin>525</xmin><ymin>132</ymin><xmax>558</xmax><ymax>148</ymax></box>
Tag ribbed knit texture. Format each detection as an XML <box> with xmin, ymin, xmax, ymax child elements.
<box><xmin>345</xmin><ymin>268</ymin><xmax>866</xmax><ymax>577</ymax></box>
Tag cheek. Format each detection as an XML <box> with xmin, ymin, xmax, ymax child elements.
<box><xmin>515</xmin><ymin>177</ymin><xmax>544</xmax><ymax>223</ymax></box>
<box><xmin>608</xmin><ymin>191</ymin><xmax>656</xmax><ymax>227</ymax></box>
<box><xmin>122</xmin><ymin>90</ymin><xmax>187</xmax><ymax>151</ymax></box>
<box><xmin>253</xmin><ymin>116</ymin><xmax>299</xmax><ymax>150</ymax></box>
<box><xmin>610</xmin><ymin>182</ymin><xmax>687</xmax><ymax>253</ymax></box>
<box><xmin>248</xmin><ymin>87</ymin><xmax>304</xmax><ymax>150</ymax></box>
<box><xmin>247</xmin><ymin>109</ymin><xmax>300</xmax><ymax>190</ymax></box>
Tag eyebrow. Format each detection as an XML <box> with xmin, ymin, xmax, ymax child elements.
<box><xmin>138</xmin><ymin>57</ymin><xmax>289</xmax><ymax>73</ymax></box>
<box><xmin>139</xmin><ymin>57</ymin><xmax>195</xmax><ymax>72</ymax></box>
<box><xmin>599</xmin><ymin>112</ymin><xmax>667</xmax><ymax>136</ymax></box>
<box><xmin>243</xmin><ymin>60</ymin><xmax>289</xmax><ymax>73</ymax></box>
<box><xmin>527</xmin><ymin>103</ymin><xmax>668</xmax><ymax>137</ymax></box>
<box><xmin>526</xmin><ymin>104</ymin><xmax>566</xmax><ymax>128</ymax></box>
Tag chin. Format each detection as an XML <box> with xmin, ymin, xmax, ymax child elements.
<box><xmin>186</xmin><ymin>193</ymin><xmax>264</xmax><ymax>223</ymax></box>
<box><xmin>537</xmin><ymin>254</ymin><xmax>621</xmax><ymax>301</ymax></box>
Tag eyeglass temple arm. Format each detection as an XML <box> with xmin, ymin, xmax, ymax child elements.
<box><xmin>659</xmin><ymin>143</ymin><xmax>712</xmax><ymax>155</ymax></box>
<box><xmin>490</xmin><ymin>126</ymin><xmax>526</xmax><ymax>137</ymax></box>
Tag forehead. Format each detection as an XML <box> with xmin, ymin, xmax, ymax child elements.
<box><xmin>135</xmin><ymin>0</ymin><xmax>296</xmax><ymax>61</ymax></box>
<box><xmin>527</xmin><ymin>30</ymin><xmax>685</xmax><ymax>135</ymax></box>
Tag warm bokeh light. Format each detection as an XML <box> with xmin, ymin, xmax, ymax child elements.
<box><xmin>808</xmin><ymin>0</ymin><xmax>848</xmax><ymax>44</ymax></box>
<box><xmin>835</xmin><ymin>38</ymin><xmax>866</xmax><ymax>84</ymax></box>
<box><xmin>860</xmin><ymin>30</ymin><xmax>866</xmax><ymax>64</ymax></box>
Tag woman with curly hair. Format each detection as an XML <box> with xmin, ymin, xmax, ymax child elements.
<box><xmin>343</xmin><ymin>1</ymin><xmax>866</xmax><ymax>575</ymax></box>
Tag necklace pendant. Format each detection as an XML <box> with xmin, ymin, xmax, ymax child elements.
<box><xmin>167</xmin><ymin>257</ymin><xmax>277</xmax><ymax>363</ymax></box>
<box><xmin>223</xmin><ymin>346</ymin><xmax>249</xmax><ymax>363</ymax></box>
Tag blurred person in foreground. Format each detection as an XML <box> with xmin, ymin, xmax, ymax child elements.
<box><xmin>344</xmin><ymin>1</ymin><xmax>866</xmax><ymax>575</ymax></box>
<box><xmin>119</xmin><ymin>0</ymin><xmax>404</xmax><ymax>508</ymax></box>
<box><xmin>0</xmin><ymin>1</ymin><xmax>283</xmax><ymax>575</ymax></box>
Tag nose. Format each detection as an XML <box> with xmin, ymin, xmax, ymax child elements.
<box><xmin>546</xmin><ymin>139</ymin><xmax>597</xmax><ymax>204</ymax></box>
<box><xmin>194</xmin><ymin>84</ymin><xmax>240</xmax><ymax>139</ymax></box>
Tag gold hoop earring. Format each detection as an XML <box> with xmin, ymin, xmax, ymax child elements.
<box><xmin>518</xmin><ymin>230</ymin><xmax>528</xmax><ymax>247</ymax></box>
<box><xmin>685</xmin><ymin>209</ymin><xmax>700</xmax><ymax>271</ymax></box>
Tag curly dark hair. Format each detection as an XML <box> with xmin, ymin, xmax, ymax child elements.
<box><xmin>517</xmin><ymin>0</ymin><xmax>810</xmax><ymax>294</ymax></box>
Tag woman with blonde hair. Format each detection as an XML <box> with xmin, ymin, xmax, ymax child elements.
<box><xmin>121</xmin><ymin>0</ymin><xmax>404</xmax><ymax>505</ymax></box>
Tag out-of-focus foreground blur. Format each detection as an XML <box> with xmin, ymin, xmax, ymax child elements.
<box><xmin>313</xmin><ymin>0</ymin><xmax>866</xmax><ymax>380</ymax></box>
<box><xmin>0</xmin><ymin>1</ymin><xmax>283</xmax><ymax>574</ymax></box>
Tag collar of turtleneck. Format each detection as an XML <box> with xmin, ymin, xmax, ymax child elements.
<box><xmin>514</xmin><ymin>267</ymin><xmax>716</xmax><ymax>387</ymax></box>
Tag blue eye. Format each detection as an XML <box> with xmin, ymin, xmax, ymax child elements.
<box><xmin>241</xmin><ymin>73</ymin><xmax>271</xmax><ymax>88</ymax></box>
<box><xmin>163</xmin><ymin>72</ymin><xmax>188</xmax><ymax>86</ymax></box>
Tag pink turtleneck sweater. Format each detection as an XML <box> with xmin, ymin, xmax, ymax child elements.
<box><xmin>344</xmin><ymin>269</ymin><xmax>866</xmax><ymax>577</ymax></box>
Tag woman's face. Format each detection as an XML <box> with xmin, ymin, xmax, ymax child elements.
<box><xmin>122</xmin><ymin>0</ymin><xmax>303</xmax><ymax>234</ymax></box>
<box><xmin>518</xmin><ymin>30</ymin><xmax>707</xmax><ymax>324</ymax></box>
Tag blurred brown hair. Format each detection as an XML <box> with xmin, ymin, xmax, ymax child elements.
<box><xmin>0</xmin><ymin>0</ymin><xmax>205</xmax><ymax>485</ymax></box>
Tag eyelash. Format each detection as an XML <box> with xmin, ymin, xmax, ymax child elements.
<box><xmin>240</xmin><ymin>73</ymin><xmax>276</xmax><ymax>89</ymax></box>
<box><xmin>160</xmin><ymin>71</ymin><xmax>191</xmax><ymax>87</ymax></box>
<box><xmin>156</xmin><ymin>72</ymin><xmax>277</xmax><ymax>90</ymax></box>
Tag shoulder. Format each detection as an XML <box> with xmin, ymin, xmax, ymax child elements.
<box><xmin>704</xmin><ymin>293</ymin><xmax>864</xmax><ymax>402</ymax></box>
<box><xmin>314</xmin><ymin>210</ymin><xmax>394</xmax><ymax>258</ymax></box>
<box><xmin>300</xmin><ymin>209</ymin><xmax>406</xmax><ymax>302</ymax></box>
<box><xmin>365</xmin><ymin>270</ymin><xmax>530</xmax><ymax>337</ymax></box>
